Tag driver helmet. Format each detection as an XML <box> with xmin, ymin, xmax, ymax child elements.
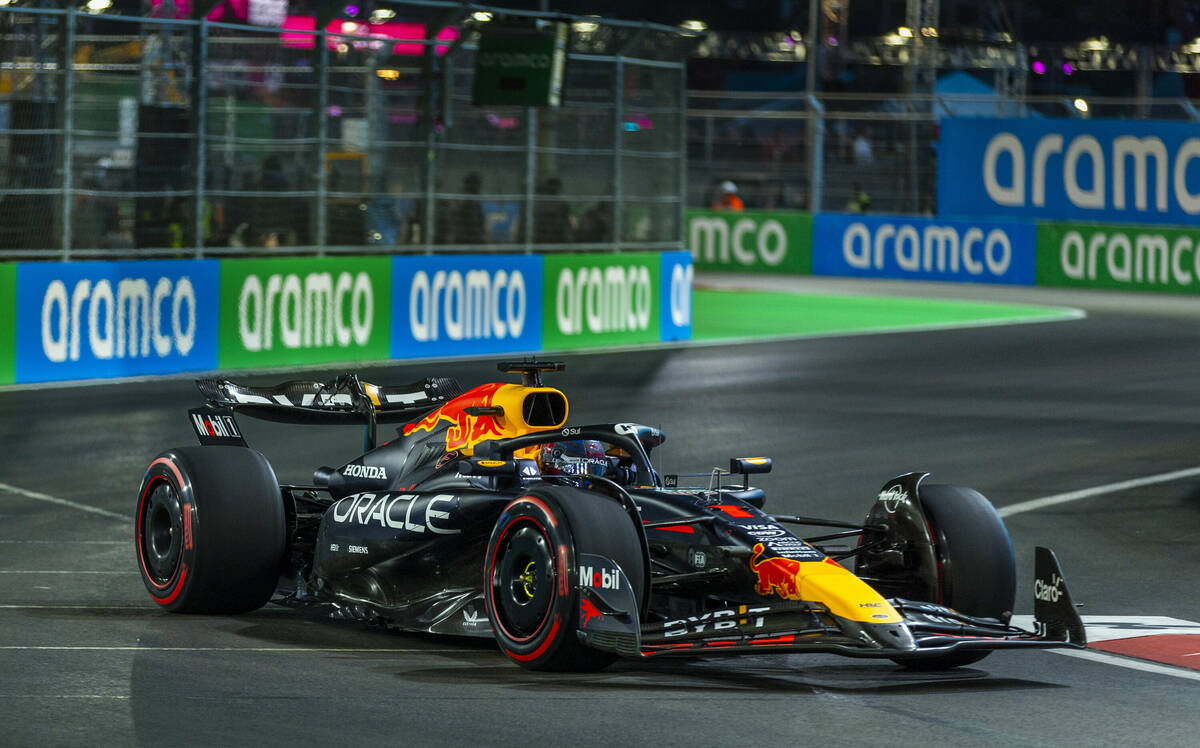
<box><xmin>538</xmin><ymin>440</ymin><xmax>610</xmax><ymax>477</ymax></box>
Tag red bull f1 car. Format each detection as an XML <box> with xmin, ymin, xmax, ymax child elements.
<box><xmin>136</xmin><ymin>360</ymin><xmax>1086</xmax><ymax>671</ymax></box>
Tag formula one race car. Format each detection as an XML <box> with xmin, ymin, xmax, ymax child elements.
<box><xmin>135</xmin><ymin>360</ymin><xmax>1086</xmax><ymax>671</ymax></box>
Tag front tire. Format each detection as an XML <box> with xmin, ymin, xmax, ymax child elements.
<box><xmin>895</xmin><ymin>484</ymin><xmax>1016</xmax><ymax>670</ymax></box>
<box><xmin>135</xmin><ymin>446</ymin><xmax>285</xmax><ymax>613</ymax></box>
<box><xmin>483</xmin><ymin>485</ymin><xmax>645</xmax><ymax>671</ymax></box>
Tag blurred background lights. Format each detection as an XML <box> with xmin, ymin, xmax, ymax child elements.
<box><xmin>1032</xmin><ymin>60</ymin><xmax>1047</xmax><ymax>74</ymax></box>
<box><xmin>85</xmin><ymin>0</ymin><xmax>113</xmax><ymax>12</ymax></box>
<box><xmin>1062</xmin><ymin>62</ymin><xmax>1074</xmax><ymax>75</ymax></box>
<box><xmin>573</xmin><ymin>16</ymin><xmax>600</xmax><ymax>33</ymax></box>
<box><xmin>1073</xmin><ymin>98</ymin><xmax>1089</xmax><ymax>113</ymax></box>
<box><xmin>471</xmin><ymin>11</ymin><xmax>493</xmax><ymax>23</ymax></box>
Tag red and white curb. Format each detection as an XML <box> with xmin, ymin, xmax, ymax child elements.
<box><xmin>1012</xmin><ymin>615</ymin><xmax>1200</xmax><ymax>681</ymax></box>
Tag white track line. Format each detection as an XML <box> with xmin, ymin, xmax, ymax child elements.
<box><xmin>0</xmin><ymin>570</ymin><xmax>135</xmax><ymax>575</ymax></box>
<box><xmin>998</xmin><ymin>466</ymin><xmax>1200</xmax><ymax>517</ymax></box>
<box><xmin>0</xmin><ymin>482</ymin><xmax>129</xmax><ymax>522</ymax></box>
<box><xmin>0</xmin><ymin>540</ymin><xmax>125</xmax><ymax>544</ymax></box>
<box><xmin>1055</xmin><ymin>649</ymin><xmax>1200</xmax><ymax>682</ymax></box>
<box><xmin>0</xmin><ymin>605</ymin><xmax>151</xmax><ymax>610</ymax></box>
<box><xmin>0</xmin><ymin>645</ymin><xmax>464</xmax><ymax>653</ymax></box>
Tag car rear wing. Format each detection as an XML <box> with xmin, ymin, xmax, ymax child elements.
<box><xmin>191</xmin><ymin>374</ymin><xmax>464</xmax><ymax>450</ymax></box>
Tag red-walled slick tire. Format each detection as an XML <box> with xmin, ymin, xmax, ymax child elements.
<box><xmin>135</xmin><ymin>446</ymin><xmax>285</xmax><ymax>613</ymax></box>
<box><xmin>483</xmin><ymin>485</ymin><xmax>645</xmax><ymax>672</ymax></box>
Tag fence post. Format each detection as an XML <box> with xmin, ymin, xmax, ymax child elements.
<box><xmin>58</xmin><ymin>7</ymin><xmax>76</xmax><ymax>259</ymax></box>
<box><xmin>421</xmin><ymin>34</ymin><xmax>437</xmax><ymax>253</ymax></box>
<box><xmin>804</xmin><ymin>0</ymin><xmax>819</xmax><ymax>213</ymax></box>
<box><xmin>807</xmin><ymin>95</ymin><xmax>824</xmax><ymax>213</ymax></box>
<box><xmin>523</xmin><ymin>107</ymin><xmax>537</xmax><ymax>253</ymax></box>
<box><xmin>612</xmin><ymin>55</ymin><xmax>624</xmax><ymax>251</ymax></box>
<box><xmin>677</xmin><ymin>62</ymin><xmax>686</xmax><ymax>249</ymax></box>
<box><xmin>314</xmin><ymin>26</ymin><xmax>328</xmax><ymax>255</ymax></box>
<box><xmin>190</xmin><ymin>17</ymin><xmax>207</xmax><ymax>258</ymax></box>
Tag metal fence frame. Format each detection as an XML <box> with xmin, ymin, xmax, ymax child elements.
<box><xmin>0</xmin><ymin>4</ymin><xmax>693</xmax><ymax>260</ymax></box>
<box><xmin>688</xmin><ymin>90</ymin><xmax>1200</xmax><ymax>215</ymax></box>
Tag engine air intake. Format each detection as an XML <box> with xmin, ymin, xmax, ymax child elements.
<box><xmin>523</xmin><ymin>390</ymin><xmax>567</xmax><ymax>427</ymax></box>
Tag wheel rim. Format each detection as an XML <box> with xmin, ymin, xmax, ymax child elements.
<box><xmin>140</xmin><ymin>479</ymin><xmax>183</xmax><ymax>585</ymax></box>
<box><xmin>492</xmin><ymin>522</ymin><xmax>555</xmax><ymax>639</ymax></box>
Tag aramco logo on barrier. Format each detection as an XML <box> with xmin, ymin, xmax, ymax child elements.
<box><xmin>408</xmin><ymin>269</ymin><xmax>526</xmax><ymax>342</ymax></box>
<box><xmin>1055</xmin><ymin>228</ymin><xmax>1200</xmax><ymax>287</ymax></box>
<box><xmin>982</xmin><ymin>132</ymin><xmax>1200</xmax><ymax>215</ymax></box>
<box><xmin>669</xmin><ymin>262</ymin><xmax>693</xmax><ymax>328</ymax></box>
<box><xmin>842</xmin><ymin>221</ymin><xmax>1014</xmax><ymax>277</ymax></box>
<box><xmin>555</xmin><ymin>265</ymin><xmax>652</xmax><ymax>335</ymax></box>
<box><xmin>41</xmin><ymin>276</ymin><xmax>196</xmax><ymax>362</ymax></box>
<box><xmin>238</xmin><ymin>271</ymin><xmax>373</xmax><ymax>351</ymax></box>
<box><xmin>690</xmin><ymin>216</ymin><xmax>788</xmax><ymax>267</ymax></box>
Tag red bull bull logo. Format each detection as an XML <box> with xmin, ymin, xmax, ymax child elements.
<box><xmin>750</xmin><ymin>543</ymin><xmax>804</xmax><ymax>600</ymax></box>
<box><xmin>402</xmin><ymin>383</ymin><xmax>508</xmax><ymax>454</ymax></box>
<box><xmin>580</xmin><ymin>599</ymin><xmax>605</xmax><ymax>628</ymax></box>
<box><xmin>401</xmin><ymin>382</ymin><xmax>569</xmax><ymax>456</ymax></box>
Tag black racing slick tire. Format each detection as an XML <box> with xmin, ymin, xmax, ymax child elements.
<box><xmin>135</xmin><ymin>446</ymin><xmax>285</xmax><ymax>614</ymax></box>
<box><xmin>897</xmin><ymin>484</ymin><xmax>1016</xmax><ymax>670</ymax></box>
<box><xmin>483</xmin><ymin>485</ymin><xmax>646</xmax><ymax>672</ymax></box>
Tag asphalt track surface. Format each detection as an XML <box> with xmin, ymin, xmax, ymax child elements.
<box><xmin>2</xmin><ymin>275</ymin><xmax>1200</xmax><ymax>747</ymax></box>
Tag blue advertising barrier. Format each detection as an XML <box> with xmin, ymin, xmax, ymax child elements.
<box><xmin>812</xmin><ymin>213</ymin><xmax>1035</xmax><ymax>285</ymax></box>
<box><xmin>15</xmin><ymin>260</ymin><xmax>220</xmax><ymax>383</ymax></box>
<box><xmin>659</xmin><ymin>250</ymin><xmax>693</xmax><ymax>341</ymax></box>
<box><xmin>938</xmin><ymin>117</ymin><xmax>1200</xmax><ymax>225</ymax></box>
<box><xmin>391</xmin><ymin>254</ymin><xmax>543</xmax><ymax>359</ymax></box>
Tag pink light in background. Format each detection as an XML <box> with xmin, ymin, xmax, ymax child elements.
<box><xmin>281</xmin><ymin>15</ymin><xmax>318</xmax><ymax>47</ymax></box>
<box><xmin>150</xmin><ymin>0</ymin><xmax>256</xmax><ymax>23</ymax></box>
<box><xmin>281</xmin><ymin>16</ymin><xmax>458</xmax><ymax>56</ymax></box>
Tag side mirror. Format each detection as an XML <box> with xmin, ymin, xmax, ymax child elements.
<box><xmin>730</xmin><ymin>457</ymin><xmax>772</xmax><ymax>475</ymax></box>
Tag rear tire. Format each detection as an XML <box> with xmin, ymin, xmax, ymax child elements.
<box><xmin>483</xmin><ymin>485</ymin><xmax>646</xmax><ymax>671</ymax></box>
<box><xmin>894</xmin><ymin>484</ymin><xmax>1015</xmax><ymax>670</ymax></box>
<box><xmin>135</xmin><ymin>446</ymin><xmax>285</xmax><ymax>613</ymax></box>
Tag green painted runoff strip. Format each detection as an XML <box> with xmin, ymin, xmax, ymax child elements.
<box><xmin>691</xmin><ymin>288</ymin><xmax>1078</xmax><ymax>342</ymax></box>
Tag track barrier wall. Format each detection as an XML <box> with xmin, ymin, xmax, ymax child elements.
<box><xmin>15</xmin><ymin>260</ymin><xmax>220</xmax><ymax>384</ymax></box>
<box><xmin>812</xmin><ymin>214</ymin><xmax>1036</xmax><ymax>285</ymax></box>
<box><xmin>220</xmin><ymin>257</ymin><xmax>393</xmax><ymax>369</ymax></box>
<box><xmin>938</xmin><ymin>118</ymin><xmax>1200</xmax><ymax>227</ymax></box>
<box><xmin>1037</xmin><ymin>221</ymin><xmax>1200</xmax><ymax>293</ymax></box>
<box><xmin>4</xmin><ymin>252</ymin><xmax>692</xmax><ymax>385</ymax></box>
<box><xmin>687</xmin><ymin>210</ymin><xmax>813</xmax><ymax>274</ymax></box>
<box><xmin>1</xmin><ymin>263</ymin><xmax>16</xmax><ymax>385</ymax></box>
<box><xmin>683</xmin><ymin>113</ymin><xmax>1200</xmax><ymax>297</ymax></box>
